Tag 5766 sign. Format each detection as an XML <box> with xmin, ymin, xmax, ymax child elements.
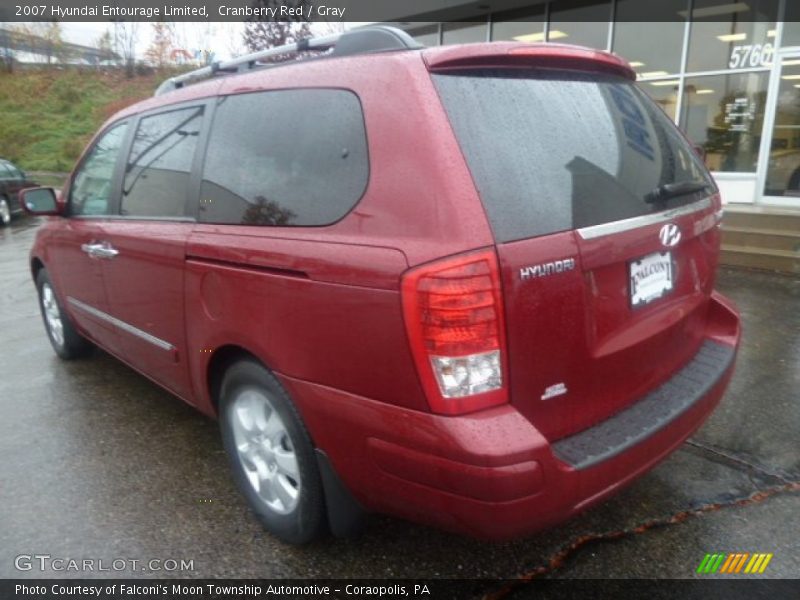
<box><xmin>729</xmin><ymin>43</ymin><xmax>774</xmax><ymax>69</ymax></box>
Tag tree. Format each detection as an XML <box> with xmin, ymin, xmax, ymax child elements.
<box><xmin>3</xmin><ymin>22</ymin><xmax>70</xmax><ymax>66</ymax></box>
<box><xmin>95</xmin><ymin>29</ymin><xmax>115</xmax><ymax>65</ymax></box>
<box><xmin>221</xmin><ymin>23</ymin><xmax>247</xmax><ymax>60</ymax></box>
<box><xmin>114</xmin><ymin>21</ymin><xmax>139</xmax><ymax>78</ymax></box>
<box><xmin>0</xmin><ymin>26</ymin><xmax>16</xmax><ymax>72</ymax></box>
<box><xmin>16</xmin><ymin>22</ymin><xmax>68</xmax><ymax>65</ymax></box>
<box><xmin>243</xmin><ymin>0</ymin><xmax>312</xmax><ymax>61</ymax></box>
<box><xmin>242</xmin><ymin>196</ymin><xmax>296</xmax><ymax>226</ymax></box>
<box><xmin>145</xmin><ymin>22</ymin><xmax>176</xmax><ymax>68</ymax></box>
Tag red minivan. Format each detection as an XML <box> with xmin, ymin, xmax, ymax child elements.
<box><xmin>23</xmin><ymin>27</ymin><xmax>740</xmax><ymax>544</ymax></box>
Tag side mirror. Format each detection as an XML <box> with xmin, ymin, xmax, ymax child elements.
<box><xmin>20</xmin><ymin>187</ymin><xmax>62</xmax><ymax>216</ymax></box>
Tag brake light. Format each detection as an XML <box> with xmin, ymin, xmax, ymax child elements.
<box><xmin>401</xmin><ymin>249</ymin><xmax>508</xmax><ymax>415</ymax></box>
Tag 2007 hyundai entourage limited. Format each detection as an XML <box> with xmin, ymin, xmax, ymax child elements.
<box><xmin>23</xmin><ymin>26</ymin><xmax>741</xmax><ymax>544</ymax></box>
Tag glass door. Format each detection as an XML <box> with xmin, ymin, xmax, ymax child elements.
<box><xmin>762</xmin><ymin>52</ymin><xmax>800</xmax><ymax>203</ymax></box>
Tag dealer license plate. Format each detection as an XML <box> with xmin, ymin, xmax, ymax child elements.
<box><xmin>629</xmin><ymin>251</ymin><xmax>674</xmax><ymax>308</ymax></box>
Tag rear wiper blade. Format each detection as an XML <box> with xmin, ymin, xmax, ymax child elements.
<box><xmin>644</xmin><ymin>181</ymin><xmax>710</xmax><ymax>204</ymax></box>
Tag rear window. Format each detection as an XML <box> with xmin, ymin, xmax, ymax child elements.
<box><xmin>433</xmin><ymin>70</ymin><xmax>715</xmax><ymax>243</ymax></box>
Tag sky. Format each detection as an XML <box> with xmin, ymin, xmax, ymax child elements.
<box><xmin>61</xmin><ymin>22</ymin><xmax>250</xmax><ymax>61</ymax></box>
<box><xmin>59</xmin><ymin>21</ymin><xmax>358</xmax><ymax>61</ymax></box>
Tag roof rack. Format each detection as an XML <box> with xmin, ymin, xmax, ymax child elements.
<box><xmin>154</xmin><ymin>25</ymin><xmax>422</xmax><ymax>96</ymax></box>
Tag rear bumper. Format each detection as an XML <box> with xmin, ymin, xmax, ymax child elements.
<box><xmin>280</xmin><ymin>292</ymin><xmax>740</xmax><ymax>540</ymax></box>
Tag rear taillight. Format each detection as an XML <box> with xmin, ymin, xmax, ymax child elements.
<box><xmin>401</xmin><ymin>249</ymin><xmax>508</xmax><ymax>415</ymax></box>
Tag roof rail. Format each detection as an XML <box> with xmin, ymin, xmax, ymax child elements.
<box><xmin>154</xmin><ymin>25</ymin><xmax>422</xmax><ymax>96</ymax></box>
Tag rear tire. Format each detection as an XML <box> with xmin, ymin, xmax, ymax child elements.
<box><xmin>36</xmin><ymin>269</ymin><xmax>93</xmax><ymax>359</ymax></box>
<box><xmin>219</xmin><ymin>359</ymin><xmax>325</xmax><ymax>544</ymax></box>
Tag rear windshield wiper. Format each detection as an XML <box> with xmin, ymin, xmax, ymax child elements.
<box><xmin>644</xmin><ymin>181</ymin><xmax>710</xmax><ymax>204</ymax></box>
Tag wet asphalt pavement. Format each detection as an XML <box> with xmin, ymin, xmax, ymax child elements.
<box><xmin>1</xmin><ymin>215</ymin><xmax>798</xmax><ymax>585</ymax></box>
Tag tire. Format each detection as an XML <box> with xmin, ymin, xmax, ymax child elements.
<box><xmin>36</xmin><ymin>269</ymin><xmax>93</xmax><ymax>359</ymax></box>
<box><xmin>219</xmin><ymin>360</ymin><xmax>325</xmax><ymax>544</ymax></box>
<box><xmin>0</xmin><ymin>196</ymin><xmax>10</xmax><ymax>226</ymax></box>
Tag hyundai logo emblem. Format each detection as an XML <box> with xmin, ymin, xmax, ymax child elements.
<box><xmin>659</xmin><ymin>223</ymin><xmax>681</xmax><ymax>247</ymax></box>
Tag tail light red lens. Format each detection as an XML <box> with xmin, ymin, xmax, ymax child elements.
<box><xmin>401</xmin><ymin>249</ymin><xmax>508</xmax><ymax>415</ymax></box>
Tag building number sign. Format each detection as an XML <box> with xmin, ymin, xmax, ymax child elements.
<box><xmin>729</xmin><ymin>43</ymin><xmax>774</xmax><ymax>69</ymax></box>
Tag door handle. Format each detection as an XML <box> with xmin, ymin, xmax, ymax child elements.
<box><xmin>81</xmin><ymin>242</ymin><xmax>119</xmax><ymax>259</ymax></box>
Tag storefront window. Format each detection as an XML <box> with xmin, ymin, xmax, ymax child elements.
<box><xmin>442</xmin><ymin>21</ymin><xmax>487</xmax><ymax>45</ymax></box>
<box><xmin>548</xmin><ymin>0</ymin><xmax>611</xmax><ymax>49</ymax></box>
<box><xmin>614</xmin><ymin>0</ymin><xmax>687</xmax><ymax>78</ymax></box>
<box><xmin>408</xmin><ymin>25</ymin><xmax>439</xmax><ymax>47</ymax></box>
<box><xmin>490</xmin><ymin>7</ymin><xmax>546</xmax><ymax>42</ymax></box>
<box><xmin>764</xmin><ymin>60</ymin><xmax>800</xmax><ymax>196</ymax></box>
<box><xmin>686</xmin><ymin>0</ymin><xmax>779</xmax><ymax>73</ymax></box>
<box><xmin>640</xmin><ymin>80</ymin><xmax>680</xmax><ymax>121</ymax></box>
<box><xmin>784</xmin><ymin>4</ymin><xmax>800</xmax><ymax>46</ymax></box>
<box><xmin>680</xmin><ymin>72</ymin><xmax>769</xmax><ymax>172</ymax></box>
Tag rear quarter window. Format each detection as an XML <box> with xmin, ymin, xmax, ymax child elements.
<box><xmin>433</xmin><ymin>69</ymin><xmax>715</xmax><ymax>243</ymax></box>
<box><xmin>199</xmin><ymin>89</ymin><xmax>368</xmax><ymax>227</ymax></box>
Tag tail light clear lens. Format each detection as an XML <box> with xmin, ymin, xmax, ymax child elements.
<box><xmin>401</xmin><ymin>249</ymin><xmax>508</xmax><ymax>415</ymax></box>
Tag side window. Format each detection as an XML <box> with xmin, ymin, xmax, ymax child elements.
<box><xmin>199</xmin><ymin>89</ymin><xmax>368</xmax><ymax>226</ymax></box>
<box><xmin>6</xmin><ymin>163</ymin><xmax>22</xmax><ymax>179</ymax></box>
<box><xmin>0</xmin><ymin>163</ymin><xmax>11</xmax><ymax>180</ymax></box>
<box><xmin>122</xmin><ymin>106</ymin><xmax>204</xmax><ymax>218</ymax></box>
<box><xmin>70</xmin><ymin>122</ymin><xmax>129</xmax><ymax>216</ymax></box>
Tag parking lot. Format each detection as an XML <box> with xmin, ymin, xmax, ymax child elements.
<box><xmin>1</xmin><ymin>215</ymin><xmax>798</xmax><ymax>585</ymax></box>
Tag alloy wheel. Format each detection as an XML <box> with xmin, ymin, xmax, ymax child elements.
<box><xmin>229</xmin><ymin>387</ymin><xmax>301</xmax><ymax>515</ymax></box>
<box><xmin>0</xmin><ymin>198</ymin><xmax>10</xmax><ymax>225</ymax></box>
<box><xmin>40</xmin><ymin>283</ymin><xmax>64</xmax><ymax>348</ymax></box>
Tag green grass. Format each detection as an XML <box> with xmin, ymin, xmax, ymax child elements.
<box><xmin>0</xmin><ymin>69</ymin><xmax>173</xmax><ymax>172</ymax></box>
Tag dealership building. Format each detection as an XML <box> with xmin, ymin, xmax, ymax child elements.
<box><xmin>394</xmin><ymin>0</ymin><xmax>800</xmax><ymax>272</ymax></box>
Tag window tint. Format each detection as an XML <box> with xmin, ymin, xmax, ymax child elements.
<box><xmin>70</xmin><ymin>122</ymin><xmax>129</xmax><ymax>216</ymax></box>
<box><xmin>433</xmin><ymin>70</ymin><xmax>714</xmax><ymax>243</ymax></box>
<box><xmin>122</xmin><ymin>106</ymin><xmax>204</xmax><ymax>218</ymax></box>
<box><xmin>639</xmin><ymin>81</ymin><xmax>679</xmax><ymax>121</ymax></box>
<box><xmin>0</xmin><ymin>163</ymin><xmax>12</xmax><ymax>179</ymax></box>
<box><xmin>199</xmin><ymin>89</ymin><xmax>368</xmax><ymax>227</ymax></box>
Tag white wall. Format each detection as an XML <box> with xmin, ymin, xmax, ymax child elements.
<box><xmin>712</xmin><ymin>173</ymin><xmax>758</xmax><ymax>204</ymax></box>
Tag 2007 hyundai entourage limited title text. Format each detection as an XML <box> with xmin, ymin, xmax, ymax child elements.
<box><xmin>22</xmin><ymin>26</ymin><xmax>741</xmax><ymax>544</ymax></box>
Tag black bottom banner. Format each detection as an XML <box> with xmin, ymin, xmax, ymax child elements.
<box><xmin>3</xmin><ymin>579</ymin><xmax>800</xmax><ymax>600</ymax></box>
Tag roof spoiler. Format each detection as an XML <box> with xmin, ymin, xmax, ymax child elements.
<box><xmin>424</xmin><ymin>42</ymin><xmax>636</xmax><ymax>81</ymax></box>
<box><xmin>155</xmin><ymin>26</ymin><xmax>422</xmax><ymax>96</ymax></box>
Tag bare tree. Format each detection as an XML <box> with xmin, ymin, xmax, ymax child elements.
<box><xmin>114</xmin><ymin>21</ymin><xmax>139</xmax><ymax>77</ymax></box>
<box><xmin>243</xmin><ymin>0</ymin><xmax>312</xmax><ymax>60</ymax></box>
<box><xmin>42</xmin><ymin>22</ymin><xmax>69</xmax><ymax>64</ymax></box>
<box><xmin>221</xmin><ymin>23</ymin><xmax>247</xmax><ymax>60</ymax></box>
<box><xmin>0</xmin><ymin>25</ymin><xmax>16</xmax><ymax>72</ymax></box>
<box><xmin>145</xmin><ymin>22</ymin><xmax>176</xmax><ymax>68</ymax></box>
<box><xmin>12</xmin><ymin>22</ymin><xmax>68</xmax><ymax>65</ymax></box>
<box><xmin>313</xmin><ymin>21</ymin><xmax>347</xmax><ymax>37</ymax></box>
<box><xmin>171</xmin><ymin>23</ymin><xmax>219</xmax><ymax>66</ymax></box>
<box><xmin>95</xmin><ymin>29</ymin><xmax>115</xmax><ymax>65</ymax></box>
<box><xmin>190</xmin><ymin>22</ymin><xmax>218</xmax><ymax>65</ymax></box>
